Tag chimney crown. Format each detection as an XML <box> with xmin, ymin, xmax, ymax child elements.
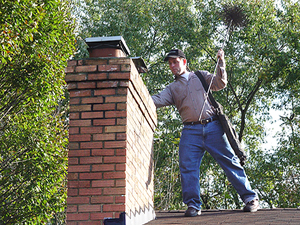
<box><xmin>85</xmin><ymin>36</ymin><xmax>130</xmax><ymax>57</ymax></box>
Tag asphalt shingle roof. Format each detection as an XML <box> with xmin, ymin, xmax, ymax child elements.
<box><xmin>145</xmin><ymin>209</ymin><xmax>300</xmax><ymax>224</ymax></box>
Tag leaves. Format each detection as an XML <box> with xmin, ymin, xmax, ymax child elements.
<box><xmin>0</xmin><ymin>0</ymin><xmax>75</xmax><ymax>223</ymax></box>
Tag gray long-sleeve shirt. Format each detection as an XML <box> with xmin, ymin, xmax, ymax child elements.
<box><xmin>152</xmin><ymin>61</ymin><xmax>227</xmax><ymax>123</ymax></box>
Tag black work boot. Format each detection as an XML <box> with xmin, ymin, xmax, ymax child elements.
<box><xmin>184</xmin><ymin>207</ymin><xmax>201</xmax><ymax>217</ymax></box>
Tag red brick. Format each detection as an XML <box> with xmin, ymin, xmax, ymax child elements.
<box><xmin>68</xmin><ymin>158</ymin><xmax>78</xmax><ymax>165</ymax></box>
<box><xmin>68</xmin><ymin>173</ymin><xmax>78</xmax><ymax>180</ymax></box>
<box><xmin>115</xmin><ymin>196</ymin><xmax>125</xmax><ymax>204</ymax></box>
<box><xmin>104</xmin><ymin>141</ymin><xmax>126</xmax><ymax>149</ymax></box>
<box><xmin>65</xmin><ymin>66</ymin><xmax>75</xmax><ymax>73</ymax></box>
<box><xmin>88</xmin><ymin>73</ymin><xmax>107</xmax><ymax>80</ymax></box>
<box><xmin>70</xmin><ymin>120</ymin><xmax>92</xmax><ymax>127</ymax></box>
<box><xmin>68</xmin><ymin>150</ymin><xmax>91</xmax><ymax>157</ymax></box>
<box><xmin>116</xmin><ymin>133</ymin><xmax>126</xmax><ymax>140</ymax></box>
<box><xmin>68</xmin><ymin>181</ymin><xmax>90</xmax><ymax>188</ymax></box>
<box><xmin>79</xmin><ymin>221</ymin><xmax>102</xmax><ymax>225</ymax></box>
<box><xmin>108</xmin><ymin>58</ymin><xmax>131</xmax><ymax>65</ymax></box>
<box><xmin>82</xmin><ymin>97</ymin><xmax>103</xmax><ymax>104</ymax></box>
<box><xmin>67</xmin><ymin>213</ymin><xmax>89</xmax><ymax>221</ymax></box>
<box><xmin>92</xmin><ymin>164</ymin><xmax>114</xmax><ymax>172</ymax></box>
<box><xmin>81</xmin><ymin>112</ymin><xmax>103</xmax><ymax>119</ymax></box>
<box><xmin>116</xmin><ymin>180</ymin><xmax>126</xmax><ymax>187</ymax></box>
<box><xmin>117</xmin><ymin>103</ymin><xmax>126</xmax><ymax>110</ymax></box>
<box><xmin>65</xmin><ymin>74</ymin><xmax>87</xmax><ymax>82</ymax></box>
<box><xmin>97</xmin><ymin>81</ymin><xmax>118</xmax><ymax>88</ymax></box>
<box><xmin>81</xmin><ymin>127</ymin><xmax>103</xmax><ymax>134</ymax></box>
<box><xmin>98</xmin><ymin>64</ymin><xmax>120</xmax><ymax>72</ymax></box>
<box><xmin>91</xmin><ymin>149</ymin><xmax>115</xmax><ymax>156</ymax></box>
<box><xmin>70</xmin><ymin>90</ymin><xmax>92</xmax><ymax>98</ymax></box>
<box><xmin>69</xmin><ymin>134</ymin><xmax>91</xmax><ymax>142</ymax></box>
<box><xmin>104</xmin><ymin>126</ymin><xmax>126</xmax><ymax>133</ymax></box>
<box><xmin>115</xmin><ymin>149</ymin><xmax>126</xmax><ymax>156</ymax></box>
<box><xmin>93</xmin><ymin>119</ymin><xmax>115</xmax><ymax>126</ymax></box>
<box><xmin>92</xmin><ymin>180</ymin><xmax>114</xmax><ymax>187</ymax></box>
<box><xmin>67</xmin><ymin>188</ymin><xmax>78</xmax><ymax>196</ymax></box>
<box><xmin>68</xmin><ymin>83</ymin><xmax>77</xmax><ymax>90</ymax></box>
<box><xmin>115</xmin><ymin>164</ymin><xmax>126</xmax><ymax>171</ymax></box>
<box><xmin>103</xmin><ymin>187</ymin><xmax>126</xmax><ymax>195</ymax></box>
<box><xmin>85</xmin><ymin>58</ymin><xmax>108</xmax><ymax>65</ymax></box>
<box><xmin>105</xmin><ymin>96</ymin><xmax>127</xmax><ymax>103</ymax></box>
<box><xmin>109</xmin><ymin>72</ymin><xmax>130</xmax><ymax>80</ymax></box>
<box><xmin>68</xmin><ymin>165</ymin><xmax>90</xmax><ymax>173</ymax></box>
<box><xmin>69</xmin><ymin>127</ymin><xmax>79</xmax><ymax>134</ymax></box>
<box><xmin>66</xmin><ymin>56</ymin><xmax>158</xmax><ymax>221</ymax></box>
<box><xmin>79</xmin><ymin>188</ymin><xmax>102</xmax><ymax>196</ymax></box>
<box><xmin>68</xmin><ymin>60</ymin><xmax>77</xmax><ymax>66</ymax></box>
<box><xmin>103</xmin><ymin>172</ymin><xmax>125</xmax><ymax>179</ymax></box>
<box><xmin>69</xmin><ymin>112</ymin><xmax>80</xmax><ymax>120</ymax></box>
<box><xmin>67</xmin><ymin>221</ymin><xmax>81</xmax><ymax>225</ymax></box>
<box><xmin>79</xmin><ymin>173</ymin><xmax>103</xmax><ymax>180</ymax></box>
<box><xmin>117</xmin><ymin>118</ymin><xmax>127</xmax><ymax>125</ymax></box>
<box><xmin>70</xmin><ymin>105</ymin><xmax>92</xmax><ymax>112</ymax></box>
<box><xmin>79</xmin><ymin>180</ymin><xmax>92</xmax><ymax>188</ymax></box>
<box><xmin>93</xmin><ymin>104</ymin><xmax>115</xmax><ymax>111</ymax></box>
<box><xmin>67</xmin><ymin>196</ymin><xmax>90</xmax><ymax>204</ymax></box>
<box><xmin>91</xmin><ymin>196</ymin><xmax>114</xmax><ymax>204</ymax></box>
<box><xmin>78</xmin><ymin>205</ymin><xmax>101</xmax><ymax>212</ymax></box>
<box><xmin>117</xmin><ymin>88</ymin><xmax>127</xmax><ymax>95</ymax></box>
<box><xmin>80</xmin><ymin>142</ymin><xmax>103</xmax><ymax>149</ymax></box>
<box><xmin>104</xmin><ymin>156</ymin><xmax>126</xmax><ymax>164</ymax></box>
<box><xmin>70</xmin><ymin>98</ymin><xmax>80</xmax><ymax>105</ymax></box>
<box><xmin>105</xmin><ymin>111</ymin><xmax>127</xmax><ymax>118</ymax></box>
<box><xmin>119</xmin><ymin>81</ymin><xmax>129</xmax><ymax>87</ymax></box>
<box><xmin>66</xmin><ymin>205</ymin><xmax>77</xmax><ymax>213</ymax></box>
<box><xmin>94</xmin><ymin>89</ymin><xmax>116</xmax><ymax>96</ymax></box>
<box><xmin>68</xmin><ymin>142</ymin><xmax>79</xmax><ymax>150</ymax></box>
<box><xmin>103</xmin><ymin>204</ymin><xmax>125</xmax><ymax>212</ymax></box>
<box><xmin>90</xmin><ymin>212</ymin><xmax>113</xmax><ymax>220</ymax></box>
<box><xmin>121</xmin><ymin>64</ymin><xmax>131</xmax><ymax>71</ymax></box>
<box><xmin>78</xmin><ymin>82</ymin><xmax>96</xmax><ymax>89</ymax></box>
<box><xmin>93</xmin><ymin>133</ymin><xmax>115</xmax><ymax>141</ymax></box>
<box><xmin>80</xmin><ymin>156</ymin><xmax>103</xmax><ymax>164</ymax></box>
<box><xmin>75</xmin><ymin>65</ymin><xmax>97</xmax><ymax>73</ymax></box>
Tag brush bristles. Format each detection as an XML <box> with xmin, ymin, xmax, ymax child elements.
<box><xmin>220</xmin><ymin>3</ymin><xmax>248</xmax><ymax>28</ymax></box>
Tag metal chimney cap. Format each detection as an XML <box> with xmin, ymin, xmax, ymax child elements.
<box><xmin>131</xmin><ymin>57</ymin><xmax>148</xmax><ymax>73</ymax></box>
<box><xmin>85</xmin><ymin>36</ymin><xmax>130</xmax><ymax>56</ymax></box>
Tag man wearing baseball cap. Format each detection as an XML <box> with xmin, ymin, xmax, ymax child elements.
<box><xmin>164</xmin><ymin>49</ymin><xmax>186</xmax><ymax>61</ymax></box>
<box><xmin>152</xmin><ymin>49</ymin><xmax>259</xmax><ymax>217</ymax></box>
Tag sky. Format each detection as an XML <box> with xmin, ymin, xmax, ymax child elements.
<box><xmin>262</xmin><ymin>108</ymin><xmax>282</xmax><ymax>150</ymax></box>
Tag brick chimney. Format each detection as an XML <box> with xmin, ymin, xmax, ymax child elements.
<box><xmin>65</xmin><ymin>36</ymin><xmax>157</xmax><ymax>225</ymax></box>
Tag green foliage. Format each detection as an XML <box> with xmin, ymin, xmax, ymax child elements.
<box><xmin>153</xmin><ymin>106</ymin><xmax>183</xmax><ymax>210</ymax></box>
<box><xmin>250</xmin><ymin>92</ymin><xmax>300</xmax><ymax>209</ymax></box>
<box><xmin>0</xmin><ymin>0</ymin><xmax>75</xmax><ymax>223</ymax></box>
<box><xmin>73</xmin><ymin>0</ymin><xmax>300</xmax><ymax>211</ymax></box>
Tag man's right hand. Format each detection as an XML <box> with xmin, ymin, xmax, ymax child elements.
<box><xmin>217</xmin><ymin>49</ymin><xmax>225</xmax><ymax>61</ymax></box>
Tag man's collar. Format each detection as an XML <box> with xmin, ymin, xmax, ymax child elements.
<box><xmin>175</xmin><ymin>72</ymin><xmax>190</xmax><ymax>80</ymax></box>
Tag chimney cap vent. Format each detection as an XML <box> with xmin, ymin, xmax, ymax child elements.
<box><xmin>85</xmin><ymin>36</ymin><xmax>130</xmax><ymax>56</ymax></box>
<box><xmin>131</xmin><ymin>57</ymin><xmax>148</xmax><ymax>73</ymax></box>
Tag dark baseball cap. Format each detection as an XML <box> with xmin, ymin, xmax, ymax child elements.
<box><xmin>164</xmin><ymin>49</ymin><xmax>186</xmax><ymax>61</ymax></box>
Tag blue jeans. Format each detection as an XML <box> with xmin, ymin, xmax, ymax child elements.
<box><xmin>179</xmin><ymin>120</ymin><xmax>258</xmax><ymax>210</ymax></box>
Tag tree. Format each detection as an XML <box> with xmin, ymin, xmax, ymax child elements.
<box><xmin>0</xmin><ymin>0</ymin><xmax>75</xmax><ymax>223</ymax></box>
<box><xmin>216</xmin><ymin>0</ymin><xmax>300</xmax><ymax>209</ymax></box>
<box><xmin>73</xmin><ymin>0</ymin><xmax>300</xmax><ymax>210</ymax></box>
<box><xmin>249</xmin><ymin>89</ymin><xmax>300</xmax><ymax>209</ymax></box>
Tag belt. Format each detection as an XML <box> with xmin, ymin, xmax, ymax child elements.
<box><xmin>183</xmin><ymin>116</ymin><xmax>218</xmax><ymax>125</ymax></box>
